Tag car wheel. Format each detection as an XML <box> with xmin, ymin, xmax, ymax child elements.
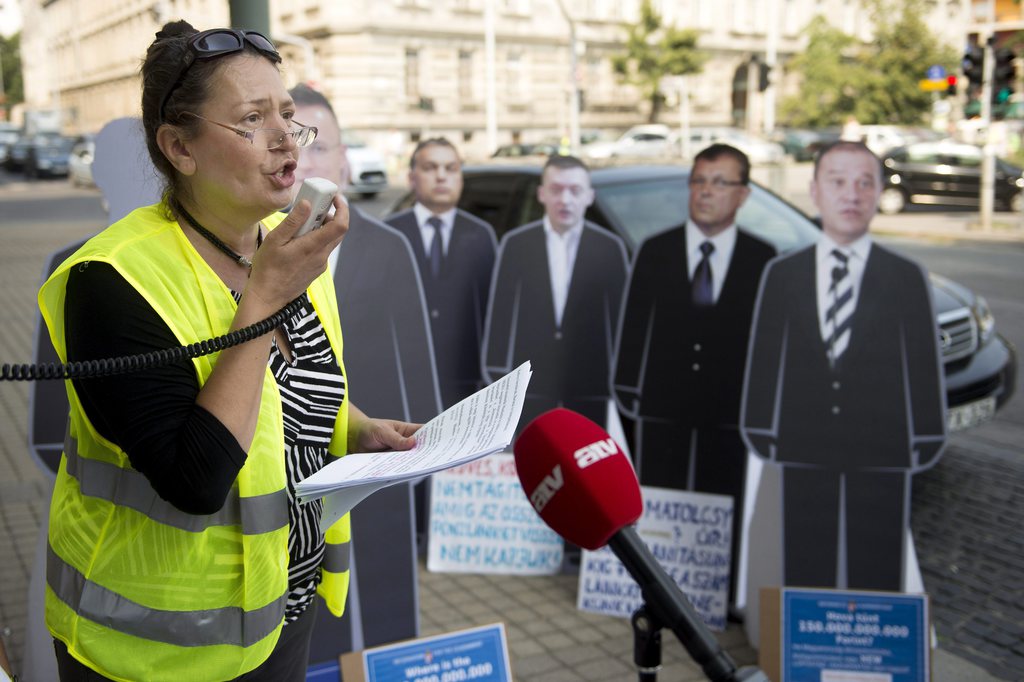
<box><xmin>1011</xmin><ymin>192</ymin><xmax>1023</xmax><ymax>213</ymax></box>
<box><xmin>878</xmin><ymin>187</ymin><xmax>907</xmax><ymax>214</ymax></box>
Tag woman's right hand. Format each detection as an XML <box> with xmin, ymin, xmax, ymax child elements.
<box><xmin>244</xmin><ymin>194</ymin><xmax>349</xmax><ymax>312</ymax></box>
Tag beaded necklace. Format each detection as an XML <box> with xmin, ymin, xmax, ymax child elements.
<box><xmin>173</xmin><ymin>199</ymin><xmax>262</xmax><ymax>268</ymax></box>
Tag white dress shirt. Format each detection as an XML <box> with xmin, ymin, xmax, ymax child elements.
<box><xmin>544</xmin><ymin>216</ymin><xmax>584</xmax><ymax>328</ymax></box>
<box><xmin>685</xmin><ymin>220</ymin><xmax>738</xmax><ymax>305</ymax></box>
<box><xmin>413</xmin><ymin>203</ymin><xmax>456</xmax><ymax>256</ymax></box>
<box><xmin>815</xmin><ymin>232</ymin><xmax>872</xmax><ymax>340</ymax></box>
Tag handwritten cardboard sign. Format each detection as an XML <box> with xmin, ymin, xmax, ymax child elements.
<box><xmin>576</xmin><ymin>486</ymin><xmax>732</xmax><ymax>630</ymax></box>
<box><xmin>427</xmin><ymin>453</ymin><xmax>563</xmax><ymax>574</ymax></box>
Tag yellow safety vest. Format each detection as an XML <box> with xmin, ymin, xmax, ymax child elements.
<box><xmin>38</xmin><ymin>204</ymin><xmax>351</xmax><ymax>682</ymax></box>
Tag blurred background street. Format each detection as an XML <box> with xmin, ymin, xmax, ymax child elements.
<box><xmin>0</xmin><ymin>165</ymin><xmax>1021</xmax><ymax>680</ymax></box>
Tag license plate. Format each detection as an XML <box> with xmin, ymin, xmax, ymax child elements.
<box><xmin>947</xmin><ymin>396</ymin><xmax>997</xmax><ymax>432</ymax></box>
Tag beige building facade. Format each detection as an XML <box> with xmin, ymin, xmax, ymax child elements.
<box><xmin>20</xmin><ymin>0</ymin><xmax>969</xmax><ymax>158</ymax></box>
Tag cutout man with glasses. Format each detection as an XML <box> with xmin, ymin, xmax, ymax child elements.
<box><xmin>612</xmin><ymin>143</ymin><xmax>776</xmax><ymax>609</ymax></box>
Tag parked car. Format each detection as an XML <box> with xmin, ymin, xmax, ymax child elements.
<box><xmin>858</xmin><ymin>125</ymin><xmax>912</xmax><ymax>157</ymax></box>
<box><xmin>343</xmin><ymin>138</ymin><xmax>388</xmax><ymax>198</ymax></box>
<box><xmin>492</xmin><ymin>142</ymin><xmax>559</xmax><ymax>158</ymax></box>
<box><xmin>880</xmin><ymin>141</ymin><xmax>1024</xmax><ymax>214</ymax></box>
<box><xmin>772</xmin><ymin>127</ymin><xmax>840</xmax><ymax>162</ymax></box>
<box><xmin>0</xmin><ymin>123</ymin><xmax>19</xmax><ymax>166</ymax></box>
<box><xmin>582</xmin><ymin>124</ymin><xmax>678</xmax><ymax>160</ymax></box>
<box><xmin>68</xmin><ymin>135</ymin><xmax>96</xmax><ymax>187</ymax></box>
<box><xmin>390</xmin><ymin>163</ymin><xmax>1016</xmax><ymax>430</ymax></box>
<box><xmin>24</xmin><ymin>134</ymin><xmax>75</xmax><ymax>178</ymax></box>
<box><xmin>4</xmin><ymin>134</ymin><xmax>34</xmax><ymax>171</ymax></box>
<box><xmin>686</xmin><ymin>127</ymin><xmax>787</xmax><ymax>165</ymax></box>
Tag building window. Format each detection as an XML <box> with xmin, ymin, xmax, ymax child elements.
<box><xmin>405</xmin><ymin>48</ymin><xmax>420</xmax><ymax>102</ymax></box>
<box><xmin>502</xmin><ymin>0</ymin><xmax>531</xmax><ymax>15</ymax></box>
<box><xmin>506</xmin><ymin>51</ymin><xmax>525</xmax><ymax>99</ymax></box>
<box><xmin>459</xmin><ymin>49</ymin><xmax>475</xmax><ymax>102</ymax></box>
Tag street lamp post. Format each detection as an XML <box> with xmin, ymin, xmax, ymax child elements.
<box><xmin>485</xmin><ymin>0</ymin><xmax>498</xmax><ymax>155</ymax></box>
<box><xmin>554</xmin><ymin>0</ymin><xmax>581</xmax><ymax>155</ymax></box>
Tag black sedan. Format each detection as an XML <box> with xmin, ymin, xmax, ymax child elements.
<box><xmin>24</xmin><ymin>134</ymin><xmax>75</xmax><ymax>179</ymax></box>
<box><xmin>879</xmin><ymin>140</ymin><xmax>1024</xmax><ymax>214</ymax></box>
<box><xmin>391</xmin><ymin>163</ymin><xmax>1016</xmax><ymax>430</ymax></box>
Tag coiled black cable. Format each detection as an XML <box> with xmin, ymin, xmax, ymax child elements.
<box><xmin>0</xmin><ymin>296</ymin><xmax>306</xmax><ymax>382</ymax></box>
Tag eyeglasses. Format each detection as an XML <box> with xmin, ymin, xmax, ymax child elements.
<box><xmin>159</xmin><ymin>28</ymin><xmax>282</xmax><ymax>122</ymax></box>
<box><xmin>183</xmin><ymin>113</ymin><xmax>318</xmax><ymax>150</ymax></box>
<box><xmin>689</xmin><ymin>176</ymin><xmax>746</xmax><ymax>190</ymax></box>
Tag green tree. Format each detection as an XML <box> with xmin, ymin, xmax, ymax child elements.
<box><xmin>611</xmin><ymin>0</ymin><xmax>706</xmax><ymax>123</ymax></box>
<box><xmin>1</xmin><ymin>31</ymin><xmax>24</xmax><ymax>117</ymax></box>
<box><xmin>780</xmin><ymin>16</ymin><xmax>862</xmax><ymax>127</ymax></box>
<box><xmin>782</xmin><ymin>1</ymin><xmax>957</xmax><ymax>127</ymax></box>
<box><xmin>856</xmin><ymin>0</ymin><xmax>957</xmax><ymax>124</ymax></box>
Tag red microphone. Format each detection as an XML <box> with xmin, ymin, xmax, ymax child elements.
<box><xmin>513</xmin><ymin>407</ymin><xmax>641</xmax><ymax>550</ymax></box>
<box><xmin>514</xmin><ymin>409</ymin><xmax>766</xmax><ymax>682</ymax></box>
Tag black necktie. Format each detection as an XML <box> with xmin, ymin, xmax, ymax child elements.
<box><xmin>427</xmin><ymin>216</ymin><xmax>443</xmax><ymax>279</ymax></box>
<box><xmin>692</xmin><ymin>241</ymin><xmax>715</xmax><ymax>307</ymax></box>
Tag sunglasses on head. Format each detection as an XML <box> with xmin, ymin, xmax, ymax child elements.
<box><xmin>158</xmin><ymin>28</ymin><xmax>282</xmax><ymax>122</ymax></box>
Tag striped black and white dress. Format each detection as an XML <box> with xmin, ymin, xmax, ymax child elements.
<box><xmin>260</xmin><ymin>292</ymin><xmax>346</xmax><ymax>623</ymax></box>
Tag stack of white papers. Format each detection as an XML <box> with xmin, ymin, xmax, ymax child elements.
<box><xmin>297</xmin><ymin>361</ymin><xmax>532</xmax><ymax>531</ymax></box>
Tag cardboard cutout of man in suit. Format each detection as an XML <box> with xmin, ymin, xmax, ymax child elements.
<box><xmin>483</xmin><ymin>155</ymin><xmax>628</xmax><ymax>435</ymax></box>
<box><xmin>385</xmin><ymin>139</ymin><xmax>497</xmax><ymax>410</ymax></box>
<box><xmin>290</xmin><ymin>85</ymin><xmax>437</xmax><ymax>653</ymax></box>
<box><xmin>741</xmin><ymin>141</ymin><xmax>947</xmax><ymax>591</ymax></box>
<box><xmin>25</xmin><ymin>117</ymin><xmax>163</xmax><ymax>682</ymax></box>
<box><xmin>612</xmin><ymin>144</ymin><xmax>776</xmax><ymax>605</ymax></box>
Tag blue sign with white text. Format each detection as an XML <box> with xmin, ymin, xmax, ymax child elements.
<box><xmin>782</xmin><ymin>589</ymin><xmax>929</xmax><ymax>682</ymax></box>
<box><xmin>926</xmin><ymin>64</ymin><xmax>946</xmax><ymax>80</ymax></box>
<box><xmin>364</xmin><ymin>623</ymin><xmax>511</xmax><ymax>682</ymax></box>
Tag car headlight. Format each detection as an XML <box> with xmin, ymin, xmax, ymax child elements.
<box><xmin>1015</xmin><ymin>176</ymin><xmax>1024</xmax><ymax>188</ymax></box>
<box><xmin>972</xmin><ymin>295</ymin><xmax>995</xmax><ymax>344</ymax></box>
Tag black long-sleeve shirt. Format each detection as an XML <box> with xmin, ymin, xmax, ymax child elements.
<box><xmin>65</xmin><ymin>261</ymin><xmax>245</xmax><ymax>514</ymax></box>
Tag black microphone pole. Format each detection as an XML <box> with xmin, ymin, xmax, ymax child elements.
<box><xmin>608</xmin><ymin>525</ymin><xmax>769</xmax><ymax>682</ymax></box>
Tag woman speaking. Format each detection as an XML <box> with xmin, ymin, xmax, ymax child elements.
<box><xmin>37</xmin><ymin>20</ymin><xmax>418</xmax><ymax>681</ymax></box>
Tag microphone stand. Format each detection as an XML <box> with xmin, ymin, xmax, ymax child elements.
<box><xmin>612</xmin><ymin>527</ymin><xmax>769</xmax><ymax>682</ymax></box>
<box><xmin>631</xmin><ymin>607</ymin><xmax>661</xmax><ymax>682</ymax></box>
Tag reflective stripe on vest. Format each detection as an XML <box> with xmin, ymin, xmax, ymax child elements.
<box><xmin>63</xmin><ymin>432</ymin><xmax>288</xmax><ymax>535</ymax></box>
<box><xmin>323</xmin><ymin>539</ymin><xmax>351</xmax><ymax>574</ymax></box>
<box><xmin>47</xmin><ymin>544</ymin><xmax>287</xmax><ymax>648</ymax></box>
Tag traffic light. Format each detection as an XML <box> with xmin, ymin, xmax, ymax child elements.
<box><xmin>758</xmin><ymin>61</ymin><xmax>771</xmax><ymax>92</ymax></box>
<box><xmin>946</xmin><ymin>74</ymin><xmax>958</xmax><ymax>97</ymax></box>
<box><xmin>992</xmin><ymin>47</ymin><xmax>1016</xmax><ymax>104</ymax></box>
<box><xmin>963</xmin><ymin>45</ymin><xmax>984</xmax><ymax>87</ymax></box>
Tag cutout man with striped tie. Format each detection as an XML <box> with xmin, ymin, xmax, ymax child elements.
<box><xmin>741</xmin><ymin>140</ymin><xmax>947</xmax><ymax>592</ymax></box>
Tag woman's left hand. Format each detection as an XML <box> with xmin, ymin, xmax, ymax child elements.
<box><xmin>349</xmin><ymin>404</ymin><xmax>420</xmax><ymax>453</ymax></box>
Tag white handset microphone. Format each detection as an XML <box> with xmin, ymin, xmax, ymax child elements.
<box><xmin>293</xmin><ymin>177</ymin><xmax>339</xmax><ymax>237</ymax></box>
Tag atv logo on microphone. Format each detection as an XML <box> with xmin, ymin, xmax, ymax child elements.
<box><xmin>529</xmin><ymin>464</ymin><xmax>563</xmax><ymax>513</ymax></box>
<box><xmin>574</xmin><ymin>438</ymin><xmax>619</xmax><ymax>468</ymax></box>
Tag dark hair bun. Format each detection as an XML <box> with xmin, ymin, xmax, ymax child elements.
<box><xmin>155</xmin><ymin>20</ymin><xmax>197</xmax><ymax>41</ymax></box>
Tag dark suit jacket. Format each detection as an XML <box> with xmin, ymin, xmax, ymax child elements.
<box><xmin>334</xmin><ymin>207</ymin><xmax>441</xmax><ymax>423</ymax></box>
<box><xmin>482</xmin><ymin>220</ymin><xmax>628</xmax><ymax>405</ymax></box>
<box><xmin>613</xmin><ymin>226</ymin><xmax>776</xmax><ymax>427</ymax></box>
<box><xmin>385</xmin><ymin>208</ymin><xmax>497</xmax><ymax>408</ymax></box>
<box><xmin>741</xmin><ymin>243</ymin><xmax>947</xmax><ymax>470</ymax></box>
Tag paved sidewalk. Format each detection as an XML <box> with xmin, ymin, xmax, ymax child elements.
<box><xmin>0</xmin><ymin>180</ymin><xmax>1009</xmax><ymax>681</ymax></box>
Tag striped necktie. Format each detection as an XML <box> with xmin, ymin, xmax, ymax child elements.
<box><xmin>826</xmin><ymin>248</ymin><xmax>853</xmax><ymax>367</ymax></box>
